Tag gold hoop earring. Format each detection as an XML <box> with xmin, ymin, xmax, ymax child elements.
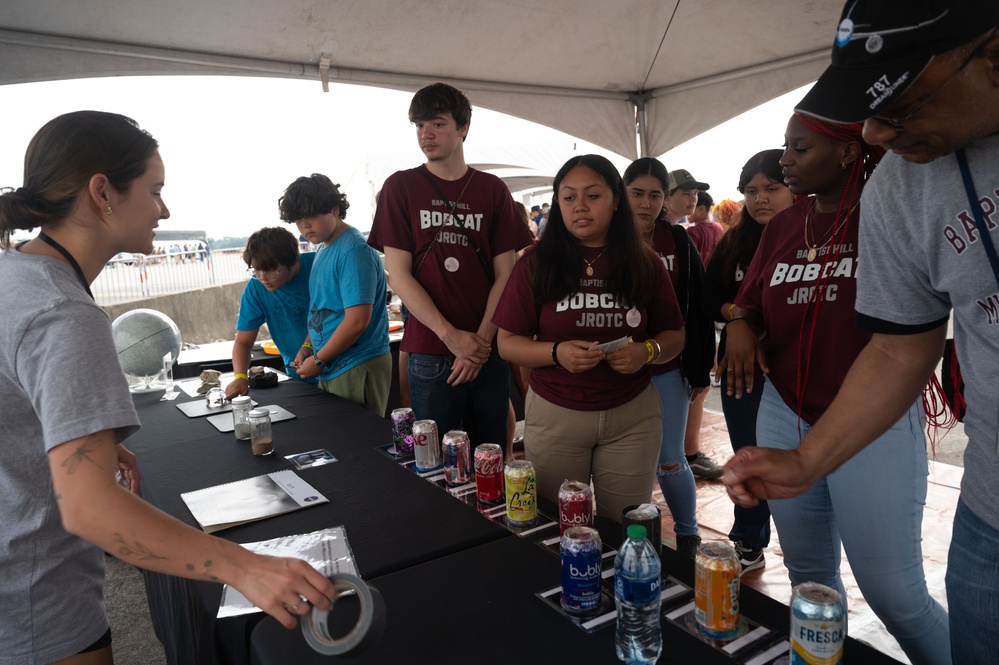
<box><xmin>106</xmin><ymin>204</ymin><xmax>113</xmax><ymax>215</ymax></box>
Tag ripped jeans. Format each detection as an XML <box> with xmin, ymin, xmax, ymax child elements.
<box><xmin>651</xmin><ymin>369</ymin><xmax>698</xmax><ymax>537</ymax></box>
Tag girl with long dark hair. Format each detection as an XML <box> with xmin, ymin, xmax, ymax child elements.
<box><xmin>702</xmin><ymin>149</ymin><xmax>794</xmax><ymax>572</ymax></box>
<box><xmin>722</xmin><ymin>114</ymin><xmax>949</xmax><ymax>664</ymax></box>
<box><xmin>493</xmin><ymin>155</ymin><xmax>685</xmax><ymax>519</ymax></box>
<box><xmin>623</xmin><ymin>157</ymin><xmax>714</xmax><ymax>556</ymax></box>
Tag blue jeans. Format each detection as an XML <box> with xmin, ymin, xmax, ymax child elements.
<box><xmin>947</xmin><ymin>498</ymin><xmax>999</xmax><ymax>664</ymax></box>
<box><xmin>408</xmin><ymin>353</ymin><xmax>509</xmax><ymax>447</ymax></box>
<box><xmin>651</xmin><ymin>370</ymin><xmax>698</xmax><ymax>537</ymax></box>
<box><xmin>758</xmin><ymin>383</ymin><xmax>950</xmax><ymax>665</ymax></box>
<box><xmin>721</xmin><ymin>373</ymin><xmax>770</xmax><ymax>550</ymax></box>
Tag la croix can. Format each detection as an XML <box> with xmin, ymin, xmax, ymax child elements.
<box><xmin>560</xmin><ymin>526</ymin><xmax>603</xmax><ymax>617</ymax></box>
<box><xmin>411</xmin><ymin>419</ymin><xmax>441</xmax><ymax>472</ymax></box>
<box><xmin>441</xmin><ymin>430</ymin><xmax>471</xmax><ymax>486</ymax></box>
<box><xmin>694</xmin><ymin>541</ymin><xmax>741</xmax><ymax>640</ymax></box>
<box><xmin>390</xmin><ymin>407</ymin><xmax>416</xmax><ymax>454</ymax></box>
<box><xmin>558</xmin><ymin>480</ymin><xmax>593</xmax><ymax>536</ymax></box>
<box><xmin>790</xmin><ymin>582</ymin><xmax>845</xmax><ymax>665</ymax></box>
<box><xmin>473</xmin><ymin>443</ymin><xmax>504</xmax><ymax>503</ymax></box>
<box><xmin>504</xmin><ymin>459</ymin><xmax>537</xmax><ymax>525</ymax></box>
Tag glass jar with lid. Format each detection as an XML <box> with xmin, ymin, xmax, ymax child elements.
<box><xmin>249</xmin><ymin>407</ymin><xmax>273</xmax><ymax>456</ymax></box>
<box><xmin>231</xmin><ymin>395</ymin><xmax>253</xmax><ymax>441</ymax></box>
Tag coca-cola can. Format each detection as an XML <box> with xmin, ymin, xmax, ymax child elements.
<box><xmin>473</xmin><ymin>443</ymin><xmax>504</xmax><ymax>504</ymax></box>
<box><xmin>441</xmin><ymin>430</ymin><xmax>471</xmax><ymax>486</ymax></box>
<box><xmin>558</xmin><ymin>480</ymin><xmax>594</xmax><ymax>536</ymax></box>
<box><xmin>390</xmin><ymin>407</ymin><xmax>416</xmax><ymax>454</ymax></box>
<box><xmin>412</xmin><ymin>419</ymin><xmax>441</xmax><ymax>472</ymax></box>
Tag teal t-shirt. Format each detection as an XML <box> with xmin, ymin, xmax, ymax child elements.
<box><xmin>236</xmin><ymin>252</ymin><xmax>317</xmax><ymax>382</ymax></box>
<box><xmin>308</xmin><ymin>227</ymin><xmax>389</xmax><ymax>380</ymax></box>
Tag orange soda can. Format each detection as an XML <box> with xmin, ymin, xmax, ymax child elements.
<box><xmin>694</xmin><ymin>541</ymin><xmax>741</xmax><ymax>639</ymax></box>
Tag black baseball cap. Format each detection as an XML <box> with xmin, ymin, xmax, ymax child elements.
<box><xmin>796</xmin><ymin>0</ymin><xmax>999</xmax><ymax>123</ymax></box>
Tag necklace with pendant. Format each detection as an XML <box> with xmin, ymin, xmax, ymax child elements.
<box><xmin>583</xmin><ymin>246</ymin><xmax>609</xmax><ymax>276</ymax></box>
<box><xmin>804</xmin><ymin>199</ymin><xmax>860</xmax><ymax>262</ymax></box>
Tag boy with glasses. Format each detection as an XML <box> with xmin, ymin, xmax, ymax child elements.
<box><xmin>227</xmin><ymin>226</ymin><xmax>316</xmax><ymax>399</ymax></box>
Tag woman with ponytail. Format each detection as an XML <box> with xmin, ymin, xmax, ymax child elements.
<box><xmin>0</xmin><ymin>112</ymin><xmax>334</xmax><ymax>664</ymax></box>
<box><xmin>722</xmin><ymin>113</ymin><xmax>950</xmax><ymax>664</ymax></box>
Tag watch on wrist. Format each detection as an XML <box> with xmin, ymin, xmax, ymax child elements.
<box><xmin>314</xmin><ymin>356</ymin><xmax>328</xmax><ymax>370</ymax></box>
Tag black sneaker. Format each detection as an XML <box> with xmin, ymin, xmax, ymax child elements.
<box><xmin>687</xmin><ymin>452</ymin><xmax>723</xmax><ymax>480</ymax></box>
<box><xmin>734</xmin><ymin>542</ymin><xmax>766</xmax><ymax>574</ymax></box>
<box><xmin>676</xmin><ymin>534</ymin><xmax>702</xmax><ymax>559</ymax></box>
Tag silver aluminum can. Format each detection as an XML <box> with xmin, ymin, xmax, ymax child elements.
<box><xmin>411</xmin><ymin>419</ymin><xmax>441</xmax><ymax>471</ymax></box>
<box><xmin>441</xmin><ymin>430</ymin><xmax>471</xmax><ymax>486</ymax></box>
<box><xmin>790</xmin><ymin>582</ymin><xmax>844</xmax><ymax>664</ymax></box>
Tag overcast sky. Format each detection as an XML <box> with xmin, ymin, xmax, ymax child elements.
<box><xmin>0</xmin><ymin>76</ymin><xmax>811</xmax><ymax>241</ymax></box>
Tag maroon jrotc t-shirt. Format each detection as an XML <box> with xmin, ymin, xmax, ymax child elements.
<box><xmin>736</xmin><ymin>196</ymin><xmax>870</xmax><ymax>424</ymax></box>
<box><xmin>368</xmin><ymin>166</ymin><xmax>533</xmax><ymax>355</ymax></box>
<box><xmin>493</xmin><ymin>247</ymin><xmax>684</xmax><ymax>411</ymax></box>
<box><xmin>647</xmin><ymin>220</ymin><xmax>681</xmax><ymax>376</ymax></box>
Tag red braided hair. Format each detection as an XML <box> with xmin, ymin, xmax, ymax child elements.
<box><xmin>791</xmin><ymin>114</ymin><xmax>885</xmax><ymax>434</ymax></box>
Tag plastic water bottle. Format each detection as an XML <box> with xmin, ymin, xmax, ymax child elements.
<box><xmin>615</xmin><ymin>524</ymin><xmax>662</xmax><ymax>664</ymax></box>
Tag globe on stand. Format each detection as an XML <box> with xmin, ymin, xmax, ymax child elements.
<box><xmin>111</xmin><ymin>308</ymin><xmax>183</xmax><ymax>392</ymax></box>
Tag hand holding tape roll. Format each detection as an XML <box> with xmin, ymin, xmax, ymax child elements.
<box><xmin>251</xmin><ymin>574</ymin><xmax>387</xmax><ymax>662</ymax></box>
<box><xmin>302</xmin><ymin>574</ymin><xmax>386</xmax><ymax>655</ymax></box>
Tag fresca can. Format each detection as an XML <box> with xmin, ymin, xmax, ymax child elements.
<box><xmin>558</xmin><ymin>479</ymin><xmax>593</xmax><ymax>536</ymax></box>
<box><xmin>441</xmin><ymin>430</ymin><xmax>471</xmax><ymax>486</ymax></box>
<box><xmin>560</xmin><ymin>526</ymin><xmax>603</xmax><ymax>617</ymax></box>
<box><xmin>411</xmin><ymin>419</ymin><xmax>441</xmax><ymax>472</ymax></box>
<box><xmin>390</xmin><ymin>407</ymin><xmax>416</xmax><ymax>454</ymax></box>
<box><xmin>504</xmin><ymin>459</ymin><xmax>537</xmax><ymax>524</ymax></box>
<box><xmin>790</xmin><ymin>582</ymin><xmax>845</xmax><ymax>665</ymax></box>
<box><xmin>694</xmin><ymin>541</ymin><xmax>741</xmax><ymax>640</ymax></box>
<box><xmin>473</xmin><ymin>443</ymin><xmax>504</xmax><ymax>503</ymax></box>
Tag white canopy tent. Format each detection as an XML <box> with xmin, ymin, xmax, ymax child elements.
<box><xmin>0</xmin><ymin>0</ymin><xmax>841</xmax><ymax>159</ymax></box>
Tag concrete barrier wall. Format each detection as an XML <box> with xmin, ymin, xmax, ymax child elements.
<box><xmin>101</xmin><ymin>282</ymin><xmax>246</xmax><ymax>345</ymax></box>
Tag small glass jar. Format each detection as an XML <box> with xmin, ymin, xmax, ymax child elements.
<box><xmin>248</xmin><ymin>407</ymin><xmax>273</xmax><ymax>456</ymax></box>
<box><xmin>231</xmin><ymin>395</ymin><xmax>253</xmax><ymax>441</ymax></box>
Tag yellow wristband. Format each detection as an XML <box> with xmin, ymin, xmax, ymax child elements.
<box><xmin>234</xmin><ymin>373</ymin><xmax>248</xmax><ymax>380</ymax></box>
<box><xmin>302</xmin><ymin>341</ymin><xmax>312</xmax><ymax>349</ymax></box>
<box><xmin>644</xmin><ymin>340</ymin><xmax>655</xmax><ymax>365</ymax></box>
<box><xmin>727</xmin><ymin>303</ymin><xmax>737</xmax><ymax>320</ymax></box>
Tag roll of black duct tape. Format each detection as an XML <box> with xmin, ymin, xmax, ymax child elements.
<box><xmin>301</xmin><ymin>574</ymin><xmax>387</xmax><ymax>656</ymax></box>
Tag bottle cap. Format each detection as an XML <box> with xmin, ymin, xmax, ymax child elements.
<box><xmin>627</xmin><ymin>524</ymin><xmax>647</xmax><ymax>540</ymax></box>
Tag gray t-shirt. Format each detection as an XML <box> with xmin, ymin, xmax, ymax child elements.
<box><xmin>0</xmin><ymin>247</ymin><xmax>140</xmax><ymax>664</ymax></box>
<box><xmin>856</xmin><ymin>134</ymin><xmax>999</xmax><ymax>531</ymax></box>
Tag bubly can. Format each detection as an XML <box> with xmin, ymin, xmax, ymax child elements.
<box><xmin>558</xmin><ymin>480</ymin><xmax>594</xmax><ymax>536</ymax></box>
<box><xmin>411</xmin><ymin>419</ymin><xmax>441</xmax><ymax>472</ymax></box>
<box><xmin>790</xmin><ymin>582</ymin><xmax>845</xmax><ymax>665</ymax></box>
<box><xmin>560</xmin><ymin>526</ymin><xmax>603</xmax><ymax>616</ymax></box>
<box><xmin>504</xmin><ymin>459</ymin><xmax>537</xmax><ymax>525</ymax></box>
<box><xmin>441</xmin><ymin>430</ymin><xmax>471</xmax><ymax>486</ymax></box>
<box><xmin>390</xmin><ymin>407</ymin><xmax>416</xmax><ymax>454</ymax></box>
<box><xmin>473</xmin><ymin>443</ymin><xmax>504</xmax><ymax>503</ymax></box>
<box><xmin>694</xmin><ymin>541</ymin><xmax>741</xmax><ymax>640</ymax></box>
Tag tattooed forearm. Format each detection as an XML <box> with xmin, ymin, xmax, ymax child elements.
<box><xmin>113</xmin><ymin>533</ymin><xmax>167</xmax><ymax>561</ymax></box>
<box><xmin>62</xmin><ymin>438</ymin><xmax>106</xmax><ymax>474</ymax></box>
<box><xmin>185</xmin><ymin>559</ymin><xmax>219</xmax><ymax>581</ymax></box>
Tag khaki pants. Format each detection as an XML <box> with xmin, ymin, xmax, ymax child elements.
<box><xmin>319</xmin><ymin>353</ymin><xmax>392</xmax><ymax>417</ymax></box>
<box><xmin>524</xmin><ymin>383</ymin><xmax>662</xmax><ymax>521</ymax></box>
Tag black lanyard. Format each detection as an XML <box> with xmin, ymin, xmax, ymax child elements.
<box><xmin>38</xmin><ymin>231</ymin><xmax>94</xmax><ymax>300</ymax></box>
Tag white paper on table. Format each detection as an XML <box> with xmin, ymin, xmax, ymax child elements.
<box><xmin>588</xmin><ymin>336</ymin><xmax>630</xmax><ymax>354</ymax></box>
<box><xmin>175</xmin><ymin>367</ymin><xmax>290</xmax><ymax>398</ymax></box>
<box><xmin>217</xmin><ymin>526</ymin><xmax>358</xmax><ymax>618</ymax></box>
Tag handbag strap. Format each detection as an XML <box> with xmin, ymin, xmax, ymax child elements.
<box><xmin>956</xmin><ymin>148</ymin><xmax>999</xmax><ymax>289</ymax></box>
<box><xmin>414</xmin><ymin>168</ymin><xmax>493</xmax><ymax>281</ymax></box>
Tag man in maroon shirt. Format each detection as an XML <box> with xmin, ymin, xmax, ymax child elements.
<box><xmin>367</xmin><ymin>83</ymin><xmax>532</xmax><ymax>446</ymax></box>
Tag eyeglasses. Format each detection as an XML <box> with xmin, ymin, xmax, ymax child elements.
<box><xmin>248</xmin><ymin>266</ymin><xmax>286</xmax><ymax>279</ymax></box>
<box><xmin>870</xmin><ymin>27</ymin><xmax>996</xmax><ymax>132</ymax></box>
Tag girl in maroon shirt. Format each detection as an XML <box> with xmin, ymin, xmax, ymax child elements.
<box><xmin>494</xmin><ymin>155</ymin><xmax>685</xmax><ymax>520</ymax></box>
